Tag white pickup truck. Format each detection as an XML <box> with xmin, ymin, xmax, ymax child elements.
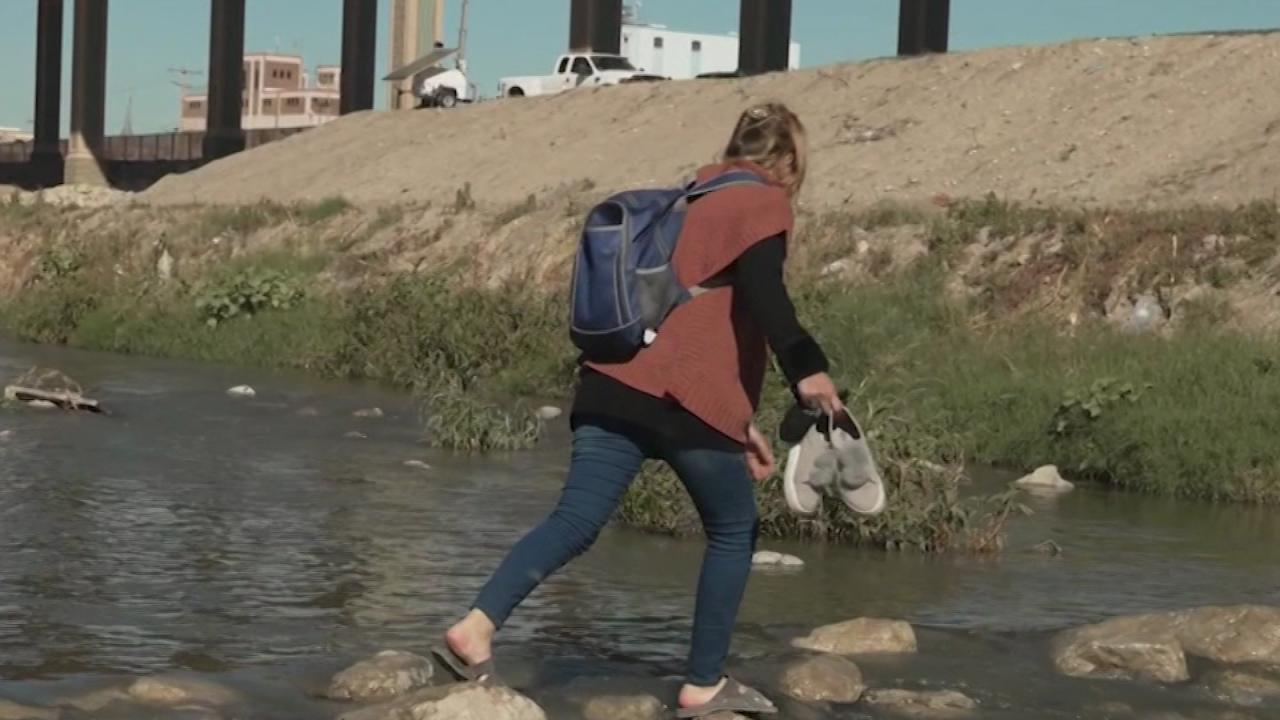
<box><xmin>497</xmin><ymin>52</ymin><xmax>665</xmax><ymax>98</ymax></box>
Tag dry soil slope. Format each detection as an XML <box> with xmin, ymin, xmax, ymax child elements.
<box><xmin>143</xmin><ymin>32</ymin><xmax>1280</xmax><ymax>210</ymax></box>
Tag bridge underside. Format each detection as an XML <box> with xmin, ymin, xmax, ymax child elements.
<box><xmin>10</xmin><ymin>1</ymin><xmax>952</xmax><ymax>190</ymax></box>
<box><xmin>568</xmin><ymin>0</ymin><xmax>952</xmax><ymax>73</ymax></box>
<box><xmin>16</xmin><ymin>0</ymin><xmax>380</xmax><ymax>189</ymax></box>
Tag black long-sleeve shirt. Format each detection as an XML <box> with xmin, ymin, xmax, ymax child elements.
<box><xmin>570</xmin><ymin>233</ymin><xmax>828</xmax><ymax>452</ymax></box>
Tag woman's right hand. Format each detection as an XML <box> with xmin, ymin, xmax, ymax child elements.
<box><xmin>796</xmin><ymin>372</ymin><xmax>843</xmax><ymax>418</ymax></box>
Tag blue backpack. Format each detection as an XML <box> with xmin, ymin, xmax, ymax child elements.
<box><xmin>568</xmin><ymin>170</ymin><xmax>765</xmax><ymax>363</ymax></box>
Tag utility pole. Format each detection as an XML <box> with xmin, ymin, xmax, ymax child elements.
<box><xmin>116</xmin><ymin>83</ymin><xmax>138</xmax><ymax>135</ymax></box>
<box><xmin>167</xmin><ymin>66</ymin><xmax>203</xmax><ymax>132</ymax></box>
<box><xmin>457</xmin><ymin>0</ymin><xmax>471</xmax><ymax>70</ymax></box>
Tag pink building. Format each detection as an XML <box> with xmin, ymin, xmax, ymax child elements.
<box><xmin>180</xmin><ymin>53</ymin><xmax>342</xmax><ymax>132</ymax></box>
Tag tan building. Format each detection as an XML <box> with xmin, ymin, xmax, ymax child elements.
<box><xmin>179</xmin><ymin>53</ymin><xmax>342</xmax><ymax>132</ymax></box>
<box><xmin>389</xmin><ymin>0</ymin><xmax>446</xmax><ymax>110</ymax></box>
<box><xmin>0</xmin><ymin>127</ymin><xmax>33</xmax><ymax>144</ymax></box>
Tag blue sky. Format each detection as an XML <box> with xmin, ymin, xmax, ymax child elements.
<box><xmin>1</xmin><ymin>0</ymin><xmax>1277</xmax><ymax>135</ymax></box>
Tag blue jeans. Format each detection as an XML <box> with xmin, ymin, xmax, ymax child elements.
<box><xmin>473</xmin><ymin>417</ymin><xmax>759</xmax><ymax>686</ymax></box>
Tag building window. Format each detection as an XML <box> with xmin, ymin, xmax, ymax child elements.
<box><xmin>653</xmin><ymin>37</ymin><xmax>663</xmax><ymax>49</ymax></box>
<box><xmin>692</xmin><ymin>40</ymin><xmax>702</xmax><ymax>51</ymax></box>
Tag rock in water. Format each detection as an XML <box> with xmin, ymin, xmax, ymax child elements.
<box><xmin>534</xmin><ymin>406</ymin><xmax>563</xmax><ymax>421</ymax></box>
<box><xmin>1051</xmin><ymin>617</ymin><xmax>1189</xmax><ymax>682</ymax></box>
<box><xmin>226</xmin><ymin>385</ymin><xmax>256</xmax><ymax>398</ymax></box>
<box><xmin>779</xmin><ymin>654</ymin><xmax>865</xmax><ymax>703</ymax></box>
<box><xmin>1173</xmin><ymin>605</ymin><xmax>1280</xmax><ymax>665</ymax></box>
<box><xmin>753</xmin><ymin>551</ymin><xmax>782</xmax><ymax>564</ymax></box>
<box><xmin>752</xmin><ymin>551</ymin><xmax>804</xmax><ymax>568</ymax></box>
<box><xmin>1053</xmin><ymin>605</ymin><xmax>1280</xmax><ymax>683</ymax></box>
<box><xmin>353</xmin><ymin>407</ymin><xmax>384</xmax><ymax>418</ymax></box>
<box><xmin>864</xmin><ymin>689</ymin><xmax>977</xmax><ymax>718</ymax></box>
<box><xmin>561</xmin><ymin>677</ymin><xmax>670</xmax><ymax>720</ymax></box>
<box><xmin>0</xmin><ymin>698</ymin><xmax>58</xmax><ymax>720</ymax></box>
<box><xmin>127</xmin><ymin>673</ymin><xmax>243</xmax><ymax>706</ymax></box>
<box><xmin>328</xmin><ymin>650</ymin><xmax>435</xmax><ymax>702</ymax></box>
<box><xmin>1203</xmin><ymin>668</ymin><xmax>1280</xmax><ymax>706</ymax></box>
<box><xmin>791</xmin><ymin>618</ymin><xmax>918</xmax><ymax>654</ymax></box>
<box><xmin>1014</xmin><ymin>465</ymin><xmax>1074</xmax><ymax>493</ymax></box>
<box><xmin>339</xmin><ymin>683</ymin><xmax>546</xmax><ymax>720</ymax></box>
<box><xmin>581</xmin><ymin>694</ymin><xmax>665</xmax><ymax>720</ymax></box>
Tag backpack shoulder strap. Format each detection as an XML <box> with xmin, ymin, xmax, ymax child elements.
<box><xmin>680</xmin><ymin>170</ymin><xmax>770</xmax><ymax>298</ymax></box>
<box><xmin>685</xmin><ymin>169</ymin><xmax>766</xmax><ymax>199</ymax></box>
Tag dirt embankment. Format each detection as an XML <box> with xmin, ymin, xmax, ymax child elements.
<box><xmin>141</xmin><ymin>32</ymin><xmax>1280</xmax><ymax>210</ymax></box>
<box><xmin>4</xmin><ymin>32</ymin><xmax>1280</xmax><ymax>336</ymax></box>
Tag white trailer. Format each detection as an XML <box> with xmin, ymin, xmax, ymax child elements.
<box><xmin>620</xmin><ymin>22</ymin><xmax>801</xmax><ymax>79</ymax></box>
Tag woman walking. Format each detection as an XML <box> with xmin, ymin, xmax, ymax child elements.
<box><xmin>436</xmin><ymin>102</ymin><xmax>842</xmax><ymax>718</ymax></box>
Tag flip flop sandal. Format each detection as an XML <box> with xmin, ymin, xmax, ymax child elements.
<box><xmin>674</xmin><ymin>677</ymin><xmax>778</xmax><ymax>718</ymax></box>
<box><xmin>431</xmin><ymin>645</ymin><xmax>501</xmax><ymax>687</ymax></box>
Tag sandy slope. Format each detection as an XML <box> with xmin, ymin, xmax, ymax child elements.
<box><xmin>143</xmin><ymin>32</ymin><xmax>1280</xmax><ymax>209</ymax></box>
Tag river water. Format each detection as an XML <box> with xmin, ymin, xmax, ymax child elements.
<box><xmin>1</xmin><ymin>337</ymin><xmax>1278</xmax><ymax>719</ymax></box>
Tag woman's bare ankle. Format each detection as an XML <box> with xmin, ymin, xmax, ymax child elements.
<box><xmin>445</xmin><ymin>610</ymin><xmax>496</xmax><ymax>665</ymax></box>
<box><xmin>677</xmin><ymin>677</ymin><xmax>727</xmax><ymax>708</ymax></box>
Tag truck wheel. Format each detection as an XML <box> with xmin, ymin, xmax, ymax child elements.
<box><xmin>438</xmin><ymin>89</ymin><xmax>458</xmax><ymax>108</ymax></box>
<box><xmin>508</xmin><ymin>87</ymin><xmax>525</xmax><ymax>97</ymax></box>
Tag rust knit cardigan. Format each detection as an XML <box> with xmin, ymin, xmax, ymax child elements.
<box><xmin>584</xmin><ymin>160</ymin><xmax>796</xmax><ymax>444</ymax></box>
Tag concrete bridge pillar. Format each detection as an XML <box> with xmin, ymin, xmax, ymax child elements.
<box><xmin>31</xmin><ymin>0</ymin><xmax>65</xmax><ymax>186</ymax></box>
<box><xmin>898</xmin><ymin>0</ymin><xmax>950</xmax><ymax>56</ymax></box>
<box><xmin>568</xmin><ymin>0</ymin><xmax>621</xmax><ymax>54</ymax></box>
<box><xmin>65</xmin><ymin>0</ymin><xmax>109</xmax><ymax>187</ymax></box>
<box><xmin>738</xmin><ymin>0</ymin><xmax>793</xmax><ymax>76</ymax></box>
<box><xmin>203</xmin><ymin>0</ymin><xmax>247</xmax><ymax>162</ymax></box>
<box><xmin>340</xmin><ymin>0</ymin><xmax>378</xmax><ymax>115</ymax></box>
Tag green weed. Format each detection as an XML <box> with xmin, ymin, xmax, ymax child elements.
<box><xmin>194</xmin><ymin>268</ymin><xmax>305</xmax><ymax>327</ymax></box>
<box><xmin>423</xmin><ymin>384</ymin><xmax>542</xmax><ymax>451</ymax></box>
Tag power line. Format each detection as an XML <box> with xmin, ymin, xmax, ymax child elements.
<box><xmin>167</xmin><ymin>66</ymin><xmax>204</xmax><ymax>93</ymax></box>
<box><xmin>167</xmin><ymin>67</ymin><xmax>204</xmax><ymax>133</ymax></box>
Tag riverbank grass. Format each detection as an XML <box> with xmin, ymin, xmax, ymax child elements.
<box><xmin>4</xmin><ymin>197</ymin><xmax>1280</xmax><ymax>549</ymax></box>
